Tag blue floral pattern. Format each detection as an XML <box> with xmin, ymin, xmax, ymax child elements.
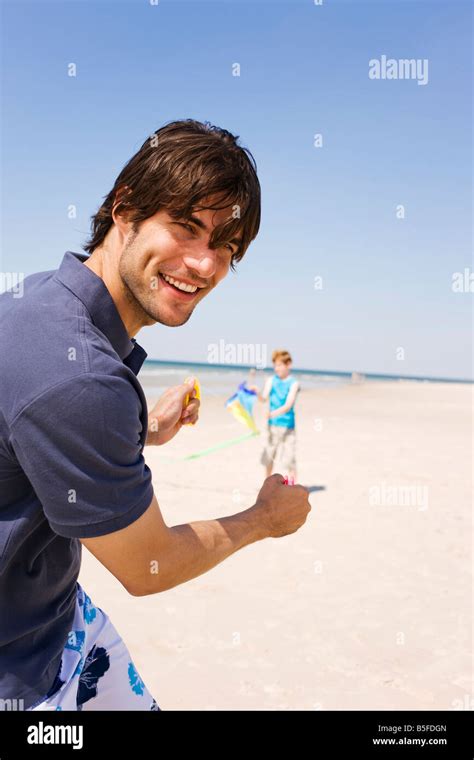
<box><xmin>82</xmin><ymin>593</ymin><xmax>97</xmax><ymax>624</ymax></box>
<box><xmin>128</xmin><ymin>662</ymin><xmax>145</xmax><ymax>696</ymax></box>
<box><xmin>77</xmin><ymin>645</ymin><xmax>110</xmax><ymax>709</ymax></box>
<box><xmin>65</xmin><ymin>630</ymin><xmax>85</xmax><ymax>653</ymax></box>
<box><xmin>28</xmin><ymin>583</ymin><xmax>160</xmax><ymax>711</ymax></box>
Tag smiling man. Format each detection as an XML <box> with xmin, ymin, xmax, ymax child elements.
<box><xmin>0</xmin><ymin>119</ymin><xmax>311</xmax><ymax>711</ymax></box>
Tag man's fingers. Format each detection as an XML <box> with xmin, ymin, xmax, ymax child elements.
<box><xmin>183</xmin><ymin>398</ymin><xmax>200</xmax><ymax>414</ymax></box>
<box><xmin>182</xmin><ymin>377</ymin><xmax>197</xmax><ymax>407</ymax></box>
<box><xmin>181</xmin><ymin>398</ymin><xmax>200</xmax><ymax>424</ymax></box>
<box><xmin>182</xmin><ymin>412</ymin><xmax>199</xmax><ymax>426</ymax></box>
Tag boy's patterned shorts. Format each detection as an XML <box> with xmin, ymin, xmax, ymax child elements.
<box><xmin>261</xmin><ymin>425</ymin><xmax>296</xmax><ymax>472</ymax></box>
<box><xmin>27</xmin><ymin>582</ymin><xmax>160</xmax><ymax>711</ymax></box>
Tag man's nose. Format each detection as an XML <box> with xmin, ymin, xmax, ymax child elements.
<box><xmin>182</xmin><ymin>245</ymin><xmax>217</xmax><ymax>280</ymax></box>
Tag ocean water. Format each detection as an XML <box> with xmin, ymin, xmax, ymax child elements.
<box><xmin>139</xmin><ymin>360</ymin><xmax>351</xmax><ymax>398</ymax></box>
<box><xmin>138</xmin><ymin>360</ymin><xmax>467</xmax><ymax>399</ymax></box>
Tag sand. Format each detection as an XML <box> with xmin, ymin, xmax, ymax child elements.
<box><xmin>78</xmin><ymin>380</ymin><xmax>472</xmax><ymax>710</ymax></box>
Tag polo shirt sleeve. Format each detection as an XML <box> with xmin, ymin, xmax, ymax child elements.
<box><xmin>10</xmin><ymin>373</ymin><xmax>154</xmax><ymax>538</ymax></box>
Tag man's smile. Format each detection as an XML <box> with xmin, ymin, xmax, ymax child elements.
<box><xmin>157</xmin><ymin>272</ymin><xmax>207</xmax><ymax>301</ymax></box>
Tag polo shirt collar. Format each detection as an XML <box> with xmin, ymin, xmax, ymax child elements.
<box><xmin>54</xmin><ymin>251</ymin><xmax>148</xmax><ymax>375</ymax></box>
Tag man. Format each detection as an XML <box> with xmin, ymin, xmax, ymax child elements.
<box><xmin>0</xmin><ymin>119</ymin><xmax>311</xmax><ymax>711</ymax></box>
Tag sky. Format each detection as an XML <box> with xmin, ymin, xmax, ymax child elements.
<box><xmin>1</xmin><ymin>0</ymin><xmax>472</xmax><ymax>379</ymax></box>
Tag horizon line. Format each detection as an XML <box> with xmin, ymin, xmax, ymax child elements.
<box><xmin>142</xmin><ymin>358</ymin><xmax>473</xmax><ymax>385</ymax></box>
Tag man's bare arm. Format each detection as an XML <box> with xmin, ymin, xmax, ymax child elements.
<box><xmin>80</xmin><ymin>475</ymin><xmax>311</xmax><ymax>597</ymax></box>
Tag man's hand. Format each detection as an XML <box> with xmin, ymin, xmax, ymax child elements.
<box><xmin>253</xmin><ymin>473</ymin><xmax>311</xmax><ymax>538</ymax></box>
<box><xmin>146</xmin><ymin>378</ymin><xmax>200</xmax><ymax>446</ymax></box>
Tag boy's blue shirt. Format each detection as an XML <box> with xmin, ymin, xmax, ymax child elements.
<box><xmin>268</xmin><ymin>374</ymin><xmax>298</xmax><ymax>429</ymax></box>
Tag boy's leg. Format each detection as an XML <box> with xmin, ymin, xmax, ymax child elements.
<box><xmin>260</xmin><ymin>426</ymin><xmax>278</xmax><ymax>477</ymax></box>
<box><xmin>281</xmin><ymin>429</ymin><xmax>297</xmax><ymax>483</ymax></box>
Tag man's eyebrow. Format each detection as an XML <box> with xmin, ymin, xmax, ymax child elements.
<box><xmin>180</xmin><ymin>214</ymin><xmax>242</xmax><ymax>249</ymax></box>
<box><xmin>185</xmin><ymin>214</ymin><xmax>209</xmax><ymax>233</ymax></box>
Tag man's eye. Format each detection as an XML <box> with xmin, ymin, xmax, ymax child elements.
<box><xmin>176</xmin><ymin>223</ymin><xmax>235</xmax><ymax>255</ymax></box>
<box><xmin>178</xmin><ymin>222</ymin><xmax>195</xmax><ymax>234</ymax></box>
<box><xmin>219</xmin><ymin>240</ymin><xmax>237</xmax><ymax>255</ymax></box>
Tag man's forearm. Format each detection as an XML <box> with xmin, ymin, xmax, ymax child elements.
<box><xmin>135</xmin><ymin>505</ymin><xmax>268</xmax><ymax>596</ymax></box>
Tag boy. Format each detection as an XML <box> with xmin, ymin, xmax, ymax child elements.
<box><xmin>252</xmin><ymin>350</ymin><xmax>300</xmax><ymax>482</ymax></box>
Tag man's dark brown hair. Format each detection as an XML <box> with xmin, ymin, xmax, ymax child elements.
<box><xmin>83</xmin><ymin>119</ymin><xmax>261</xmax><ymax>270</ymax></box>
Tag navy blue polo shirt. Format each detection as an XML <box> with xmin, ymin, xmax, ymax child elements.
<box><xmin>0</xmin><ymin>251</ymin><xmax>154</xmax><ymax>709</ymax></box>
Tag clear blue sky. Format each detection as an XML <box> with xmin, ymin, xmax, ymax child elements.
<box><xmin>1</xmin><ymin>0</ymin><xmax>472</xmax><ymax>379</ymax></box>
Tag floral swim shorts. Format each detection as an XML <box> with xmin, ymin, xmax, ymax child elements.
<box><xmin>28</xmin><ymin>582</ymin><xmax>160</xmax><ymax>711</ymax></box>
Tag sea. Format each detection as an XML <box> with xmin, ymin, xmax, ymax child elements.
<box><xmin>138</xmin><ymin>360</ymin><xmax>471</xmax><ymax>399</ymax></box>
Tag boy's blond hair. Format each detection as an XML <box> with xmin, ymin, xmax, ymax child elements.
<box><xmin>272</xmin><ymin>349</ymin><xmax>292</xmax><ymax>365</ymax></box>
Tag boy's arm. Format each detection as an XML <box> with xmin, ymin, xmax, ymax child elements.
<box><xmin>268</xmin><ymin>381</ymin><xmax>299</xmax><ymax>419</ymax></box>
<box><xmin>259</xmin><ymin>377</ymin><xmax>273</xmax><ymax>402</ymax></box>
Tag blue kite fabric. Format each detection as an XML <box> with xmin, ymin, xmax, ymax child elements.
<box><xmin>27</xmin><ymin>583</ymin><xmax>160</xmax><ymax>711</ymax></box>
<box><xmin>225</xmin><ymin>382</ymin><xmax>259</xmax><ymax>433</ymax></box>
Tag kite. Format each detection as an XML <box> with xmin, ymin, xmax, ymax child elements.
<box><xmin>225</xmin><ymin>382</ymin><xmax>259</xmax><ymax>434</ymax></box>
<box><xmin>159</xmin><ymin>377</ymin><xmax>259</xmax><ymax>462</ymax></box>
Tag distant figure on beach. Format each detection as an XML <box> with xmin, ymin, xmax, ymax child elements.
<box><xmin>351</xmin><ymin>372</ymin><xmax>365</xmax><ymax>384</ymax></box>
<box><xmin>0</xmin><ymin>119</ymin><xmax>311</xmax><ymax>712</ymax></box>
<box><xmin>249</xmin><ymin>349</ymin><xmax>300</xmax><ymax>483</ymax></box>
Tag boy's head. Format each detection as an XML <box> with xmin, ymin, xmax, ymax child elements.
<box><xmin>272</xmin><ymin>349</ymin><xmax>292</xmax><ymax>379</ymax></box>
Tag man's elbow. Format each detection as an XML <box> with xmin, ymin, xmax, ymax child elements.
<box><xmin>125</xmin><ymin>582</ymin><xmax>149</xmax><ymax>597</ymax></box>
<box><xmin>122</xmin><ymin>582</ymin><xmax>166</xmax><ymax>596</ymax></box>
<box><xmin>124</xmin><ymin>573</ymin><xmax>175</xmax><ymax>597</ymax></box>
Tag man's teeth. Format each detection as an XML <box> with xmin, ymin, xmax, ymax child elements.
<box><xmin>162</xmin><ymin>274</ymin><xmax>198</xmax><ymax>293</ymax></box>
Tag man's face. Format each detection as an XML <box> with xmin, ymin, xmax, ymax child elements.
<box><xmin>118</xmin><ymin>200</ymin><xmax>241</xmax><ymax>328</ymax></box>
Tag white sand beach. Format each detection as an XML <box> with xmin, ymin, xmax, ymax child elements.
<box><xmin>79</xmin><ymin>380</ymin><xmax>472</xmax><ymax>710</ymax></box>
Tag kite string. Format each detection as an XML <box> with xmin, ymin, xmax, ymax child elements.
<box><xmin>156</xmin><ymin>431</ymin><xmax>259</xmax><ymax>462</ymax></box>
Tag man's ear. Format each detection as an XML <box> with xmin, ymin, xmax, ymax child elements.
<box><xmin>112</xmin><ymin>185</ymin><xmax>134</xmax><ymax>237</ymax></box>
<box><xmin>111</xmin><ymin>185</ymin><xmax>133</xmax><ymax>221</ymax></box>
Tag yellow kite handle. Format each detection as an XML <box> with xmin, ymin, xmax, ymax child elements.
<box><xmin>184</xmin><ymin>377</ymin><xmax>201</xmax><ymax>408</ymax></box>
